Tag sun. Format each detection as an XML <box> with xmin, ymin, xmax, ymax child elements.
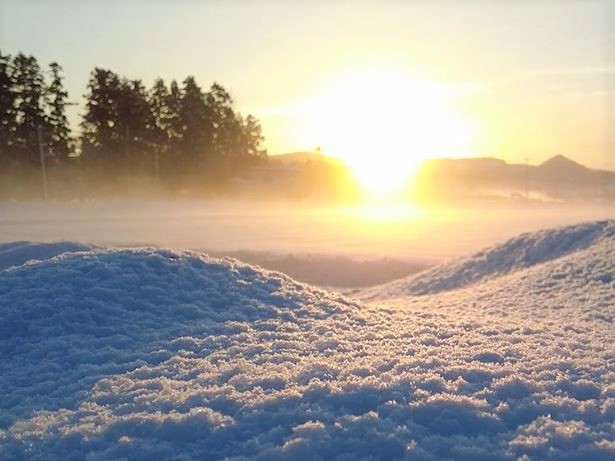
<box><xmin>299</xmin><ymin>67</ymin><xmax>477</xmax><ymax>198</ymax></box>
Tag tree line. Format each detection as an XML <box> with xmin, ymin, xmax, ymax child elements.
<box><xmin>0</xmin><ymin>51</ymin><xmax>72</xmax><ymax>164</ymax></box>
<box><xmin>0</xmin><ymin>50</ymin><xmax>267</xmax><ymax>197</ymax></box>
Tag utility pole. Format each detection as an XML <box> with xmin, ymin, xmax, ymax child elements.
<box><xmin>524</xmin><ymin>157</ymin><xmax>529</xmax><ymax>200</ymax></box>
<box><xmin>154</xmin><ymin>148</ymin><xmax>160</xmax><ymax>185</ymax></box>
<box><xmin>37</xmin><ymin>125</ymin><xmax>48</xmax><ymax>201</ymax></box>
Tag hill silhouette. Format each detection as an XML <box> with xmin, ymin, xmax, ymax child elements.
<box><xmin>416</xmin><ymin>154</ymin><xmax>615</xmax><ymax>202</ymax></box>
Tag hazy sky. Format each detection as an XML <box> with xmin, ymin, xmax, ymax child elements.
<box><xmin>2</xmin><ymin>0</ymin><xmax>614</xmax><ymax>169</ymax></box>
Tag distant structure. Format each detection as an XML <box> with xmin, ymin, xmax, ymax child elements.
<box><xmin>524</xmin><ymin>157</ymin><xmax>530</xmax><ymax>199</ymax></box>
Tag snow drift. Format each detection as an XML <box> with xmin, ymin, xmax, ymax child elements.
<box><xmin>0</xmin><ymin>241</ymin><xmax>94</xmax><ymax>271</ymax></box>
<box><xmin>360</xmin><ymin>219</ymin><xmax>615</xmax><ymax>298</ymax></box>
<box><xmin>0</xmin><ymin>247</ymin><xmax>352</xmax><ymax>428</ymax></box>
<box><xmin>1</xmin><ymin>222</ymin><xmax>614</xmax><ymax>461</ymax></box>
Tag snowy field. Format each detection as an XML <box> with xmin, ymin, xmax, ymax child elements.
<box><xmin>1</xmin><ymin>220</ymin><xmax>614</xmax><ymax>460</ymax></box>
<box><xmin>1</xmin><ymin>199</ymin><xmax>614</xmax><ymax>260</ymax></box>
<box><xmin>1</xmin><ymin>199</ymin><xmax>614</xmax><ymax>288</ymax></box>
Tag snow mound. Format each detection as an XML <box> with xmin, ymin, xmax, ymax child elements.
<box><xmin>363</xmin><ymin>220</ymin><xmax>615</xmax><ymax>298</ymax></box>
<box><xmin>1</xmin><ymin>229</ymin><xmax>614</xmax><ymax>461</ymax></box>
<box><xmin>0</xmin><ymin>247</ymin><xmax>353</xmax><ymax>431</ymax></box>
<box><xmin>0</xmin><ymin>241</ymin><xmax>95</xmax><ymax>271</ymax></box>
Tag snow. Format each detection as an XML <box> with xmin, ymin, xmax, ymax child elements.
<box><xmin>359</xmin><ymin>220</ymin><xmax>615</xmax><ymax>298</ymax></box>
<box><xmin>0</xmin><ymin>241</ymin><xmax>94</xmax><ymax>271</ymax></box>
<box><xmin>2</xmin><ymin>199</ymin><xmax>614</xmax><ymax>262</ymax></box>
<box><xmin>1</xmin><ymin>221</ymin><xmax>614</xmax><ymax>460</ymax></box>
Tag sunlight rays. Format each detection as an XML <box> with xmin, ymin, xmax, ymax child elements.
<box><xmin>299</xmin><ymin>67</ymin><xmax>478</xmax><ymax>198</ymax></box>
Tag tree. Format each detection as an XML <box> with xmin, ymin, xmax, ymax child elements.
<box><xmin>207</xmin><ymin>82</ymin><xmax>239</xmax><ymax>158</ymax></box>
<box><xmin>12</xmin><ymin>53</ymin><xmax>49</xmax><ymax>164</ymax></box>
<box><xmin>178</xmin><ymin>76</ymin><xmax>212</xmax><ymax>165</ymax></box>
<box><xmin>115</xmin><ymin>78</ymin><xmax>154</xmax><ymax>170</ymax></box>
<box><xmin>0</xmin><ymin>51</ymin><xmax>17</xmax><ymax>163</ymax></box>
<box><xmin>149</xmin><ymin>78</ymin><xmax>171</xmax><ymax>151</ymax></box>
<box><xmin>45</xmin><ymin>62</ymin><xmax>73</xmax><ymax>161</ymax></box>
<box><xmin>165</xmin><ymin>80</ymin><xmax>184</xmax><ymax>156</ymax></box>
<box><xmin>240</xmin><ymin>114</ymin><xmax>267</xmax><ymax>160</ymax></box>
<box><xmin>80</xmin><ymin>68</ymin><xmax>122</xmax><ymax>165</ymax></box>
<box><xmin>82</xmin><ymin>70</ymin><xmax>155</xmax><ymax>173</ymax></box>
<box><xmin>148</xmin><ymin>78</ymin><xmax>187</xmax><ymax>180</ymax></box>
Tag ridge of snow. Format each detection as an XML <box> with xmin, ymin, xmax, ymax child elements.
<box><xmin>0</xmin><ymin>241</ymin><xmax>95</xmax><ymax>271</ymax></box>
<box><xmin>361</xmin><ymin>220</ymin><xmax>615</xmax><ymax>298</ymax></box>
<box><xmin>0</xmin><ymin>247</ymin><xmax>354</xmax><ymax>430</ymax></box>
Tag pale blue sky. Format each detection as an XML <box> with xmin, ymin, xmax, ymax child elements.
<box><xmin>1</xmin><ymin>0</ymin><xmax>614</xmax><ymax>168</ymax></box>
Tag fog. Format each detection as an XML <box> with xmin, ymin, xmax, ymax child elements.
<box><xmin>2</xmin><ymin>199</ymin><xmax>613</xmax><ymax>288</ymax></box>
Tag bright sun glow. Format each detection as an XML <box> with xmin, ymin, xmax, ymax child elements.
<box><xmin>300</xmin><ymin>68</ymin><xmax>477</xmax><ymax>198</ymax></box>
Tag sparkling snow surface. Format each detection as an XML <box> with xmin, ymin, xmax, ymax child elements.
<box><xmin>1</xmin><ymin>222</ymin><xmax>614</xmax><ymax>460</ymax></box>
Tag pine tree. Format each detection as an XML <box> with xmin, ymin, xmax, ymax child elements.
<box><xmin>207</xmin><ymin>82</ymin><xmax>240</xmax><ymax>159</ymax></box>
<box><xmin>116</xmin><ymin>78</ymin><xmax>154</xmax><ymax>170</ymax></box>
<box><xmin>166</xmin><ymin>80</ymin><xmax>184</xmax><ymax>155</ymax></box>
<box><xmin>81</xmin><ymin>68</ymin><xmax>122</xmax><ymax>165</ymax></box>
<box><xmin>241</xmin><ymin>114</ymin><xmax>267</xmax><ymax>160</ymax></box>
<box><xmin>0</xmin><ymin>51</ymin><xmax>17</xmax><ymax>163</ymax></box>
<box><xmin>45</xmin><ymin>62</ymin><xmax>73</xmax><ymax>161</ymax></box>
<box><xmin>12</xmin><ymin>53</ymin><xmax>49</xmax><ymax>164</ymax></box>
<box><xmin>179</xmin><ymin>76</ymin><xmax>212</xmax><ymax>165</ymax></box>
<box><xmin>149</xmin><ymin>78</ymin><xmax>171</xmax><ymax>151</ymax></box>
<box><xmin>149</xmin><ymin>78</ymin><xmax>189</xmax><ymax>180</ymax></box>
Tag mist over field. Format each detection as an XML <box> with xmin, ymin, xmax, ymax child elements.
<box><xmin>1</xmin><ymin>199</ymin><xmax>614</xmax><ymax>288</ymax></box>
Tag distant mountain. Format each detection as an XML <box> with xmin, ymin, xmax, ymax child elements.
<box><xmin>416</xmin><ymin>155</ymin><xmax>615</xmax><ymax>202</ymax></box>
<box><xmin>265</xmin><ymin>153</ymin><xmax>615</xmax><ymax>202</ymax></box>
<box><xmin>538</xmin><ymin>154</ymin><xmax>588</xmax><ymax>173</ymax></box>
<box><xmin>269</xmin><ymin>151</ymin><xmax>338</xmax><ymax>165</ymax></box>
<box><xmin>534</xmin><ymin>154</ymin><xmax>592</xmax><ymax>183</ymax></box>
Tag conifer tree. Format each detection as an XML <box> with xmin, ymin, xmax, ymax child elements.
<box><xmin>45</xmin><ymin>62</ymin><xmax>73</xmax><ymax>160</ymax></box>
<box><xmin>241</xmin><ymin>114</ymin><xmax>267</xmax><ymax>160</ymax></box>
<box><xmin>116</xmin><ymin>78</ymin><xmax>154</xmax><ymax>170</ymax></box>
<box><xmin>81</xmin><ymin>68</ymin><xmax>122</xmax><ymax>165</ymax></box>
<box><xmin>12</xmin><ymin>53</ymin><xmax>49</xmax><ymax>163</ymax></box>
<box><xmin>176</xmin><ymin>76</ymin><xmax>213</xmax><ymax>171</ymax></box>
<box><xmin>207</xmin><ymin>82</ymin><xmax>240</xmax><ymax>159</ymax></box>
<box><xmin>149</xmin><ymin>78</ymin><xmax>171</xmax><ymax>150</ymax></box>
<box><xmin>166</xmin><ymin>80</ymin><xmax>184</xmax><ymax>154</ymax></box>
<box><xmin>0</xmin><ymin>51</ymin><xmax>17</xmax><ymax>163</ymax></box>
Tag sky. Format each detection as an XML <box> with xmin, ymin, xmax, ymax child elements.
<box><xmin>1</xmin><ymin>0</ymin><xmax>614</xmax><ymax>169</ymax></box>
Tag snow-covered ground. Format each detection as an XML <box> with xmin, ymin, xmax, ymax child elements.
<box><xmin>1</xmin><ymin>221</ymin><xmax>614</xmax><ymax>460</ymax></box>
<box><xmin>358</xmin><ymin>220</ymin><xmax>615</xmax><ymax>298</ymax></box>
<box><xmin>2</xmin><ymin>199</ymin><xmax>614</xmax><ymax>261</ymax></box>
